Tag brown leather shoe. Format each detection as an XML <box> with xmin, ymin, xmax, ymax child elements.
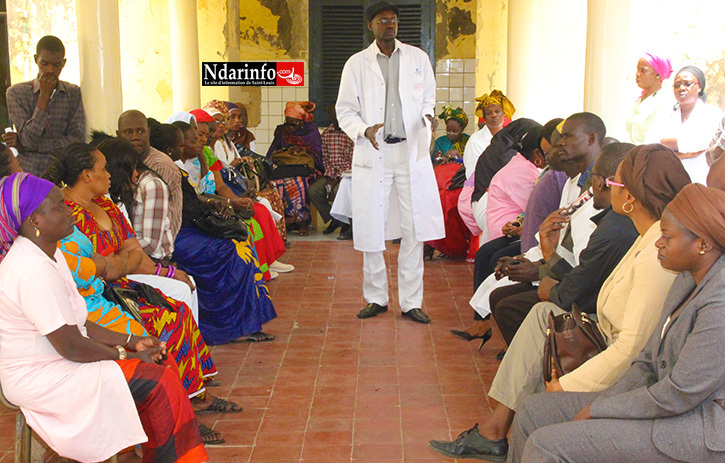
<box><xmin>357</xmin><ymin>302</ymin><xmax>388</xmax><ymax>319</ymax></box>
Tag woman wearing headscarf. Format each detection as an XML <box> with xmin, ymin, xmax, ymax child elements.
<box><xmin>423</xmin><ymin>107</ymin><xmax>472</xmax><ymax>258</ymax></box>
<box><xmin>266</xmin><ymin>101</ymin><xmax>323</xmax><ymax>236</ymax></box>
<box><xmin>430</xmin><ymin>144</ymin><xmax>691</xmax><ymax>462</ymax></box>
<box><xmin>457</xmin><ymin>91</ymin><xmax>517</xmax><ymax>260</ymax></box>
<box><xmin>508</xmin><ymin>183</ymin><xmax>725</xmax><ymax>463</ymax></box>
<box><xmin>203</xmin><ymin>99</ymin><xmax>241</xmax><ymax>167</ymax></box>
<box><xmin>0</xmin><ymin>173</ymin><xmax>207</xmax><ymax>463</ymax></box>
<box><xmin>231</xmin><ymin>102</ymin><xmax>257</xmax><ymax>152</ymax></box>
<box><xmin>432</xmin><ymin>106</ymin><xmax>470</xmax><ymax>164</ymax></box>
<box><xmin>625</xmin><ymin>51</ymin><xmax>675</xmax><ymax>144</ymax></box>
<box><xmin>647</xmin><ymin>65</ymin><xmax>723</xmax><ymax>184</ymax></box>
<box><xmin>462</xmin><ymin>89</ymin><xmax>515</xmax><ymax>179</ymax></box>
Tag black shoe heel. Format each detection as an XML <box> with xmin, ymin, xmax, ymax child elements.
<box><xmin>478</xmin><ymin>329</ymin><xmax>493</xmax><ymax>351</ymax></box>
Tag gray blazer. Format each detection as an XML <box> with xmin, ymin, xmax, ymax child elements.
<box><xmin>589</xmin><ymin>255</ymin><xmax>725</xmax><ymax>463</ymax></box>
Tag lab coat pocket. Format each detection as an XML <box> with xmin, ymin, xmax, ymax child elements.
<box><xmin>352</xmin><ymin>141</ymin><xmax>373</xmax><ymax>168</ymax></box>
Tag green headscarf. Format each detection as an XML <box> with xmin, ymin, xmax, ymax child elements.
<box><xmin>438</xmin><ymin>106</ymin><xmax>468</xmax><ymax>129</ymax></box>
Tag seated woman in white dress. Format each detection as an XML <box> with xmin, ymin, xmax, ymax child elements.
<box><xmin>0</xmin><ymin>173</ymin><xmax>207</xmax><ymax>463</ymax></box>
<box><xmin>647</xmin><ymin>65</ymin><xmax>722</xmax><ymax>185</ymax></box>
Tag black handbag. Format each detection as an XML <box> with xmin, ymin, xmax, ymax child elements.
<box><xmin>192</xmin><ymin>210</ymin><xmax>249</xmax><ymax>241</ymax></box>
<box><xmin>102</xmin><ymin>284</ymin><xmax>144</xmax><ymax>324</ymax></box>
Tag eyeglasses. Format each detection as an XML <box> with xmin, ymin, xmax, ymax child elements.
<box><xmin>605</xmin><ymin>177</ymin><xmax>625</xmax><ymax>188</ymax></box>
<box><xmin>592</xmin><ymin>172</ymin><xmax>625</xmax><ymax>188</ymax></box>
<box><xmin>673</xmin><ymin>81</ymin><xmax>697</xmax><ymax>89</ymax></box>
<box><xmin>377</xmin><ymin>18</ymin><xmax>398</xmax><ymax>25</ymax></box>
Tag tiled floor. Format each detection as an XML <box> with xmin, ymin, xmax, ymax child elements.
<box><xmin>0</xmin><ymin>239</ymin><xmax>506</xmax><ymax>463</ymax></box>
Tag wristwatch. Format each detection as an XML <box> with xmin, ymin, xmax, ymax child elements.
<box><xmin>114</xmin><ymin>345</ymin><xmax>127</xmax><ymax>360</ymax></box>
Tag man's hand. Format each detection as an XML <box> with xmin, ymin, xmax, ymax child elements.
<box><xmin>1</xmin><ymin>131</ymin><xmax>22</xmax><ymax>151</ymax></box>
<box><xmin>494</xmin><ymin>256</ymin><xmax>517</xmax><ymax>280</ymax></box>
<box><xmin>539</xmin><ymin>208</ymin><xmax>569</xmax><ymax>261</ymax></box>
<box><xmin>364</xmin><ymin>123</ymin><xmax>384</xmax><ymax>150</ymax></box>
<box><xmin>506</xmin><ymin>257</ymin><xmax>541</xmax><ymax>283</ymax></box>
<box><xmin>425</xmin><ymin>114</ymin><xmax>438</xmax><ymax>131</ymax></box>
<box><xmin>537</xmin><ymin>277</ymin><xmax>558</xmax><ymax>301</ymax></box>
<box><xmin>37</xmin><ymin>73</ymin><xmax>58</xmax><ymax>110</ymax></box>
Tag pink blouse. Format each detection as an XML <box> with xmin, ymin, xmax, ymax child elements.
<box><xmin>0</xmin><ymin>237</ymin><xmax>146</xmax><ymax>462</ymax></box>
<box><xmin>486</xmin><ymin>153</ymin><xmax>541</xmax><ymax>242</ymax></box>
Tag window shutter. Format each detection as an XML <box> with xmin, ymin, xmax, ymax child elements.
<box><xmin>396</xmin><ymin>4</ymin><xmax>423</xmax><ymax>49</ymax></box>
<box><xmin>319</xmin><ymin>4</ymin><xmax>365</xmax><ymax>112</ymax></box>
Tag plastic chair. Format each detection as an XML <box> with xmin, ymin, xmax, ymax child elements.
<box><xmin>0</xmin><ymin>382</ymin><xmax>118</xmax><ymax>463</ymax></box>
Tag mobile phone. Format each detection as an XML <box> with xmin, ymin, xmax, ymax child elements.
<box><xmin>560</xmin><ymin>188</ymin><xmax>593</xmax><ymax>217</ymax></box>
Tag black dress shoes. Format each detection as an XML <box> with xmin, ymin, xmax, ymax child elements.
<box><xmin>357</xmin><ymin>302</ymin><xmax>388</xmax><ymax>319</ymax></box>
<box><xmin>429</xmin><ymin>423</ymin><xmax>508</xmax><ymax>461</ymax></box>
<box><xmin>337</xmin><ymin>223</ymin><xmax>352</xmax><ymax>240</ymax></box>
<box><xmin>401</xmin><ymin>308</ymin><xmax>431</xmax><ymax>324</ymax></box>
<box><xmin>323</xmin><ymin>219</ymin><xmax>342</xmax><ymax>234</ymax></box>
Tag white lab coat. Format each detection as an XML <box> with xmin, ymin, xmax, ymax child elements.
<box><xmin>336</xmin><ymin>40</ymin><xmax>444</xmax><ymax>252</ymax></box>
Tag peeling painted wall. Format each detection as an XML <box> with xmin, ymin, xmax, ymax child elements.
<box><xmin>239</xmin><ymin>0</ymin><xmax>308</xmax><ymax>60</ymax></box>
<box><xmin>436</xmin><ymin>0</ymin><xmax>477</xmax><ymax>60</ymax></box>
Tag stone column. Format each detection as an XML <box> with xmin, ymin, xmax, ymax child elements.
<box><xmin>169</xmin><ymin>0</ymin><xmax>201</xmax><ymax>111</ymax></box>
<box><xmin>75</xmin><ymin>0</ymin><xmax>123</xmax><ymax>134</ymax></box>
<box><xmin>584</xmin><ymin>0</ymin><xmax>632</xmax><ymax>140</ymax></box>
<box><xmin>475</xmin><ymin>0</ymin><xmax>508</xmax><ymax>96</ymax></box>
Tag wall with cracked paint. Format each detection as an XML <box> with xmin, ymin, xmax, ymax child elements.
<box><xmin>239</xmin><ymin>0</ymin><xmax>308</xmax><ymax>60</ymax></box>
<box><xmin>436</xmin><ymin>0</ymin><xmax>477</xmax><ymax>60</ymax></box>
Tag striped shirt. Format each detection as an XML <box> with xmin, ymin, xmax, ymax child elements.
<box><xmin>131</xmin><ymin>170</ymin><xmax>175</xmax><ymax>260</ymax></box>
<box><xmin>143</xmin><ymin>147</ymin><xmax>183</xmax><ymax>239</ymax></box>
<box><xmin>6</xmin><ymin>78</ymin><xmax>86</xmax><ymax>175</ymax></box>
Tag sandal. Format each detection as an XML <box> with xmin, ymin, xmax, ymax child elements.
<box><xmin>198</xmin><ymin>423</ymin><xmax>226</xmax><ymax>445</ymax></box>
<box><xmin>204</xmin><ymin>378</ymin><xmax>222</xmax><ymax>387</ymax></box>
<box><xmin>233</xmin><ymin>331</ymin><xmax>276</xmax><ymax>343</ymax></box>
<box><xmin>196</xmin><ymin>396</ymin><xmax>243</xmax><ymax>414</ymax></box>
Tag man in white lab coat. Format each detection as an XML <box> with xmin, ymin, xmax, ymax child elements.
<box><xmin>336</xmin><ymin>0</ymin><xmax>444</xmax><ymax>324</ymax></box>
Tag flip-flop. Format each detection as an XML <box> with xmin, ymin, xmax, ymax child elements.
<box><xmin>198</xmin><ymin>423</ymin><xmax>226</xmax><ymax>445</ymax></box>
<box><xmin>196</xmin><ymin>397</ymin><xmax>243</xmax><ymax>414</ymax></box>
<box><xmin>232</xmin><ymin>331</ymin><xmax>276</xmax><ymax>343</ymax></box>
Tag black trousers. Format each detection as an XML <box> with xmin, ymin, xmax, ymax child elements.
<box><xmin>472</xmin><ymin>236</ymin><xmax>521</xmax><ymax>321</ymax></box>
<box><xmin>490</xmin><ymin>283</ymin><xmax>540</xmax><ymax>345</ymax></box>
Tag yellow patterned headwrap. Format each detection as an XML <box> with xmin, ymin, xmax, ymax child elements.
<box><xmin>475</xmin><ymin>90</ymin><xmax>516</xmax><ymax>121</ymax></box>
<box><xmin>437</xmin><ymin>106</ymin><xmax>468</xmax><ymax>129</ymax></box>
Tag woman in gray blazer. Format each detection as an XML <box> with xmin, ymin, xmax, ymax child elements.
<box><xmin>509</xmin><ymin>183</ymin><xmax>725</xmax><ymax>463</ymax></box>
